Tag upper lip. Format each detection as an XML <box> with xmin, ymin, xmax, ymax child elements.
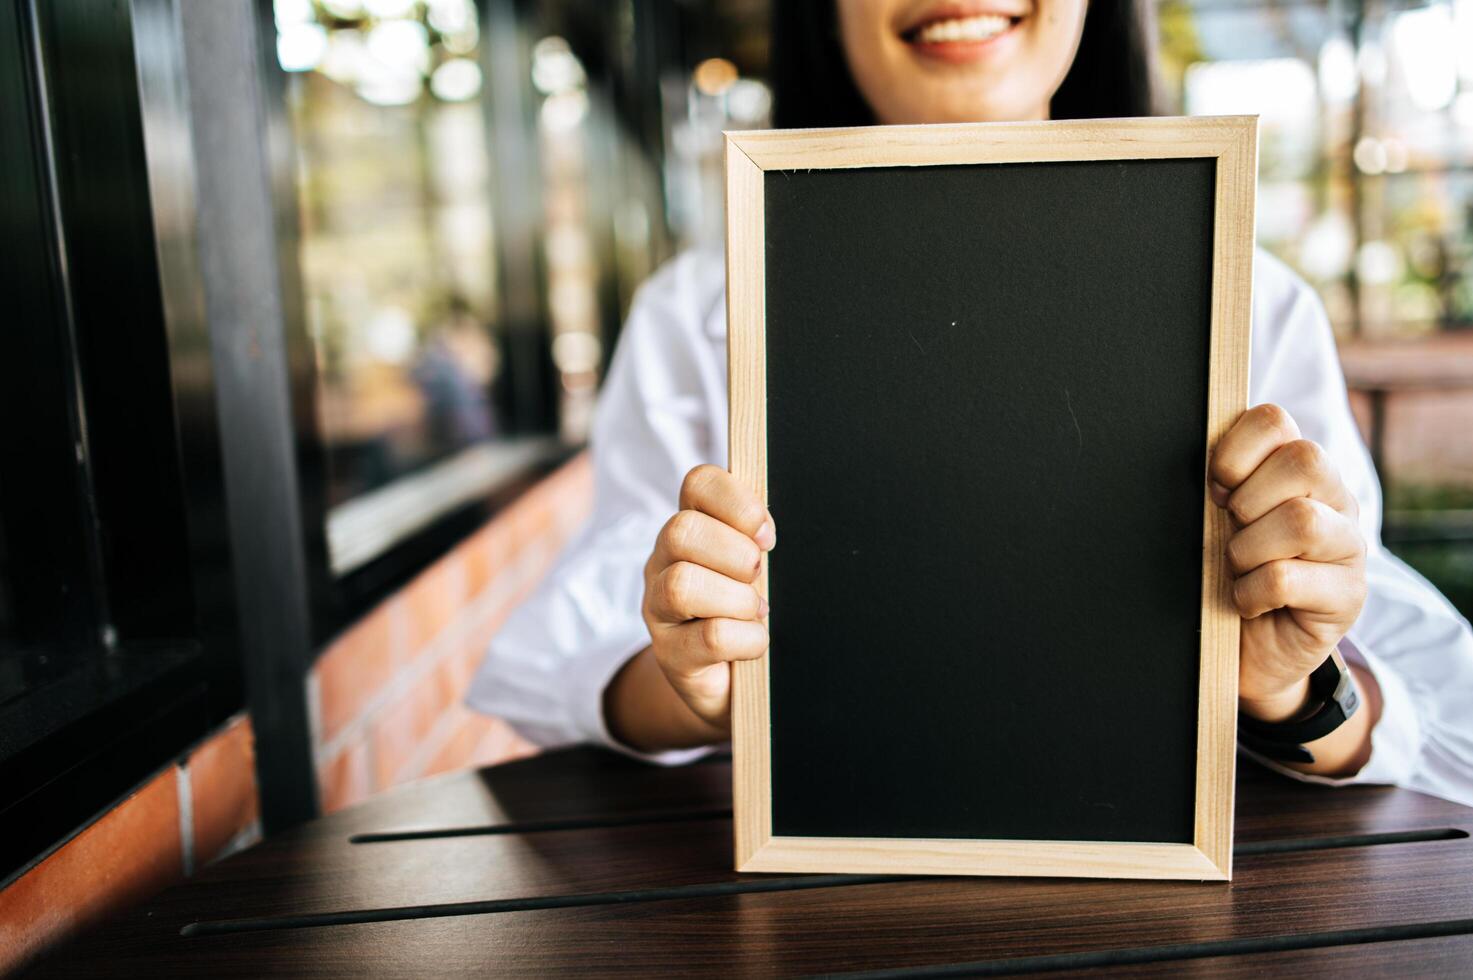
<box><xmin>900</xmin><ymin>1</ymin><xmax>1031</xmax><ymax>36</ymax></box>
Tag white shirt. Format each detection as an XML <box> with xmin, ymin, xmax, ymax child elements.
<box><xmin>468</xmin><ymin>246</ymin><xmax>1473</xmax><ymax>806</ymax></box>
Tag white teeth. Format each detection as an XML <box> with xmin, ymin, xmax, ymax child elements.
<box><xmin>914</xmin><ymin>14</ymin><xmax>1013</xmax><ymax>44</ymax></box>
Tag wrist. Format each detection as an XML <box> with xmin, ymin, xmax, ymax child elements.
<box><xmin>604</xmin><ymin>647</ymin><xmax>728</xmax><ymax>753</ymax></box>
<box><xmin>1238</xmin><ymin>675</ymin><xmax>1312</xmax><ymax>723</ymax></box>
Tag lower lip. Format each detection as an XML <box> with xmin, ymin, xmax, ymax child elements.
<box><xmin>906</xmin><ymin>21</ymin><xmax>1021</xmax><ymax>64</ymax></box>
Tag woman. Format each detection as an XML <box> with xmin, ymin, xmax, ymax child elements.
<box><xmin>469</xmin><ymin>0</ymin><xmax>1473</xmax><ymax>804</ymax></box>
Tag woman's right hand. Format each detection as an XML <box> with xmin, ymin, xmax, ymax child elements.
<box><xmin>639</xmin><ymin>464</ymin><xmax>776</xmax><ymax>731</ymax></box>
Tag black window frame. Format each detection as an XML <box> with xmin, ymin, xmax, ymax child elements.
<box><xmin>0</xmin><ymin>0</ymin><xmax>738</xmax><ymax>888</ymax></box>
<box><xmin>0</xmin><ymin>0</ymin><xmax>247</xmax><ymax>886</ymax></box>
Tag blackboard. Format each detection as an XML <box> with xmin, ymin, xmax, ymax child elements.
<box><xmin>725</xmin><ymin>118</ymin><xmax>1257</xmax><ymax>881</ymax></box>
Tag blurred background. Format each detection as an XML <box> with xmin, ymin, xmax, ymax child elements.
<box><xmin>271</xmin><ymin>0</ymin><xmax>1473</xmax><ymax>606</ymax></box>
<box><xmin>1161</xmin><ymin>0</ymin><xmax>1473</xmax><ymax>614</ymax></box>
<box><xmin>271</xmin><ymin>0</ymin><xmax>770</xmax><ymax>577</ymax></box>
<box><xmin>3</xmin><ymin>0</ymin><xmax>1471</xmax><ymax>968</ymax></box>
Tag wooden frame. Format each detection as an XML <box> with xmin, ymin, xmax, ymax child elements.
<box><xmin>725</xmin><ymin>116</ymin><xmax>1257</xmax><ymax>882</ymax></box>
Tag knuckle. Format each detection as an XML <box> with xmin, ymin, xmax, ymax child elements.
<box><xmin>698</xmin><ymin>617</ymin><xmax>728</xmax><ymax>654</ymax></box>
<box><xmin>1231</xmin><ymin>576</ymin><xmax>1254</xmax><ymax>612</ymax></box>
<box><xmin>1225</xmin><ymin>535</ymin><xmax>1248</xmax><ymax>574</ymax></box>
<box><xmin>737</xmin><ymin>500</ymin><xmax>767</xmax><ymax>533</ymax></box>
<box><xmin>1253</xmin><ymin>403</ymin><xmax>1294</xmax><ymax>438</ymax></box>
<box><xmin>1208</xmin><ymin>444</ymin><xmax>1238</xmax><ymax>485</ymax></box>
<box><xmin>664</xmin><ymin>510</ymin><xmax>701</xmax><ymax>556</ymax></box>
<box><xmin>682</xmin><ymin>464</ymin><xmax>722</xmax><ymax>502</ymax></box>
<box><xmin>1226</xmin><ymin>494</ymin><xmax>1254</xmax><ymax>526</ymax></box>
<box><xmin>1284</xmin><ymin>439</ymin><xmax>1327</xmax><ymax>478</ymax></box>
<box><xmin>1264</xmin><ymin>561</ymin><xmax>1294</xmax><ymax>601</ymax></box>
<box><xmin>660</xmin><ymin>562</ymin><xmax>697</xmax><ymax>611</ymax></box>
<box><xmin>1284</xmin><ymin>496</ymin><xmax>1321</xmax><ymax>540</ymax></box>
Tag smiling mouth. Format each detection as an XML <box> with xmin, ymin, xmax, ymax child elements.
<box><xmin>906</xmin><ymin>13</ymin><xmax>1020</xmax><ymax>45</ymax></box>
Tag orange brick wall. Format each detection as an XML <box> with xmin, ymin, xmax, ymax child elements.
<box><xmin>0</xmin><ymin>452</ymin><xmax>595</xmax><ymax>971</ymax></box>
<box><xmin>311</xmin><ymin>451</ymin><xmax>594</xmax><ymax>812</ymax></box>
<box><xmin>0</xmin><ymin>714</ymin><xmax>261</xmax><ymax>974</ymax></box>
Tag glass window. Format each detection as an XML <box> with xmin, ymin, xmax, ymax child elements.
<box><xmin>1163</xmin><ymin>0</ymin><xmax>1473</xmax><ymax>616</ymax></box>
<box><xmin>275</xmin><ymin>0</ymin><xmax>542</xmax><ymax>575</ymax></box>
<box><xmin>273</xmin><ymin>0</ymin><xmax>727</xmax><ymax>580</ymax></box>
<box><xmin>2</xmin><ymin>0</ymin><xmax>243</xmax><ymax>884</ymax></box>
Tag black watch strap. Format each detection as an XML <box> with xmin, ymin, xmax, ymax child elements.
<box><xmin>1238</xmin><ymin>650</ymin><xmax>1360</xmax><ymax>764</ymax></box>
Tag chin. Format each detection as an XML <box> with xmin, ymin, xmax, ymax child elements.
<box><xmin>875</xmin><ymin>82</ymin><xmax>1044</xmax><ymax>125</ymax></box>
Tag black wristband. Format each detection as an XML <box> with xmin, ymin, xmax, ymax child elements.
<box><xmin>1238</xmin><ymin>651</ymin><xmax>1360</xmax><ymax>764</ymax></box>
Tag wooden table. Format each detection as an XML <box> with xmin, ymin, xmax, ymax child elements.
<box><xmin>33</xmin><ymin>748</ymin><xmax>1473</xmax><ymax>976</ymax></box>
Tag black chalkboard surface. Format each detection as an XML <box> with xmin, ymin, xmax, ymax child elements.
<box><xmin>726</xmin><ymin>118</ymin><xmax>1256</xmax><ymax>881</ymax></box>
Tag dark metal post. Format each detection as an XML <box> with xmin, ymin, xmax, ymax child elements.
<box><xmin>176</xmin><ymin>0</ymin><xmax>320</xmax><ymax>831</ymax></box>
<box><xmin>482</xmin><ymin>0</ymin><xmax>555</xmax><ymax>435</ymax></box>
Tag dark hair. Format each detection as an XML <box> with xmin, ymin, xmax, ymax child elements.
<box><xmin>770</xmin><ymin>1</ymin><xmax>1161</xmax><ymax>129</ymax></box>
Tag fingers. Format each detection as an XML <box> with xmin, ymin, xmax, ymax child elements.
<box><xmin>1232</xmin><ymin>559</ymin><xmax>1366</xmax><ymax>621</ymax></box>
<box><xmin>1209</xmin><ymin>404</ymin><xmax>1301</xmax><ymax>497</ymax></box>
<box><xmin>651</xmin><ymin>509</ymin><xmax>763</xmax><ymax>584</ymax></box>
<box><xmin>680</xmin><ymin>464</ymin><xmax>775</xmax><ymax>548</ymax></box>
<box><xmin>657</xmin><ymin>617</ymin><xmax>770</xmax><ymax>675</ymax></box>
<box><xmin>1226</xmin><ymin>497</ymin><xmax>1364</xmax><ymax>575</ymax></box>
<box><xmin>646</xmin><ymin>560</ymin><xmax>766</xmax><ymax>626</ymax></box>
<box><xmin>1224</xmin><ymin>438</ymin><xmax>1357</xmax><ymax>526</ymax></box>
<box><xmin>643</xmin><ymin>465</ymin><xmax>774</xmax><ymax>682</ymax></box>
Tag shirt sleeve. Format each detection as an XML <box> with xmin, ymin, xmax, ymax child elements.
<box><xmin>465</xmin><ymin>251</ymin><xmax>728</xmax><ymax>765</ymax></box>
<box><xmin>1244</xmin><ymin>255</ymin><xmax>1473</xmax><ymax>806</ymax></box>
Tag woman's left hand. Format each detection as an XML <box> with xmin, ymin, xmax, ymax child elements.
<box><xmin>1208</xmin><ymin>404</ymin><xmax>1368</xmax><ymax>724</ymax></box>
